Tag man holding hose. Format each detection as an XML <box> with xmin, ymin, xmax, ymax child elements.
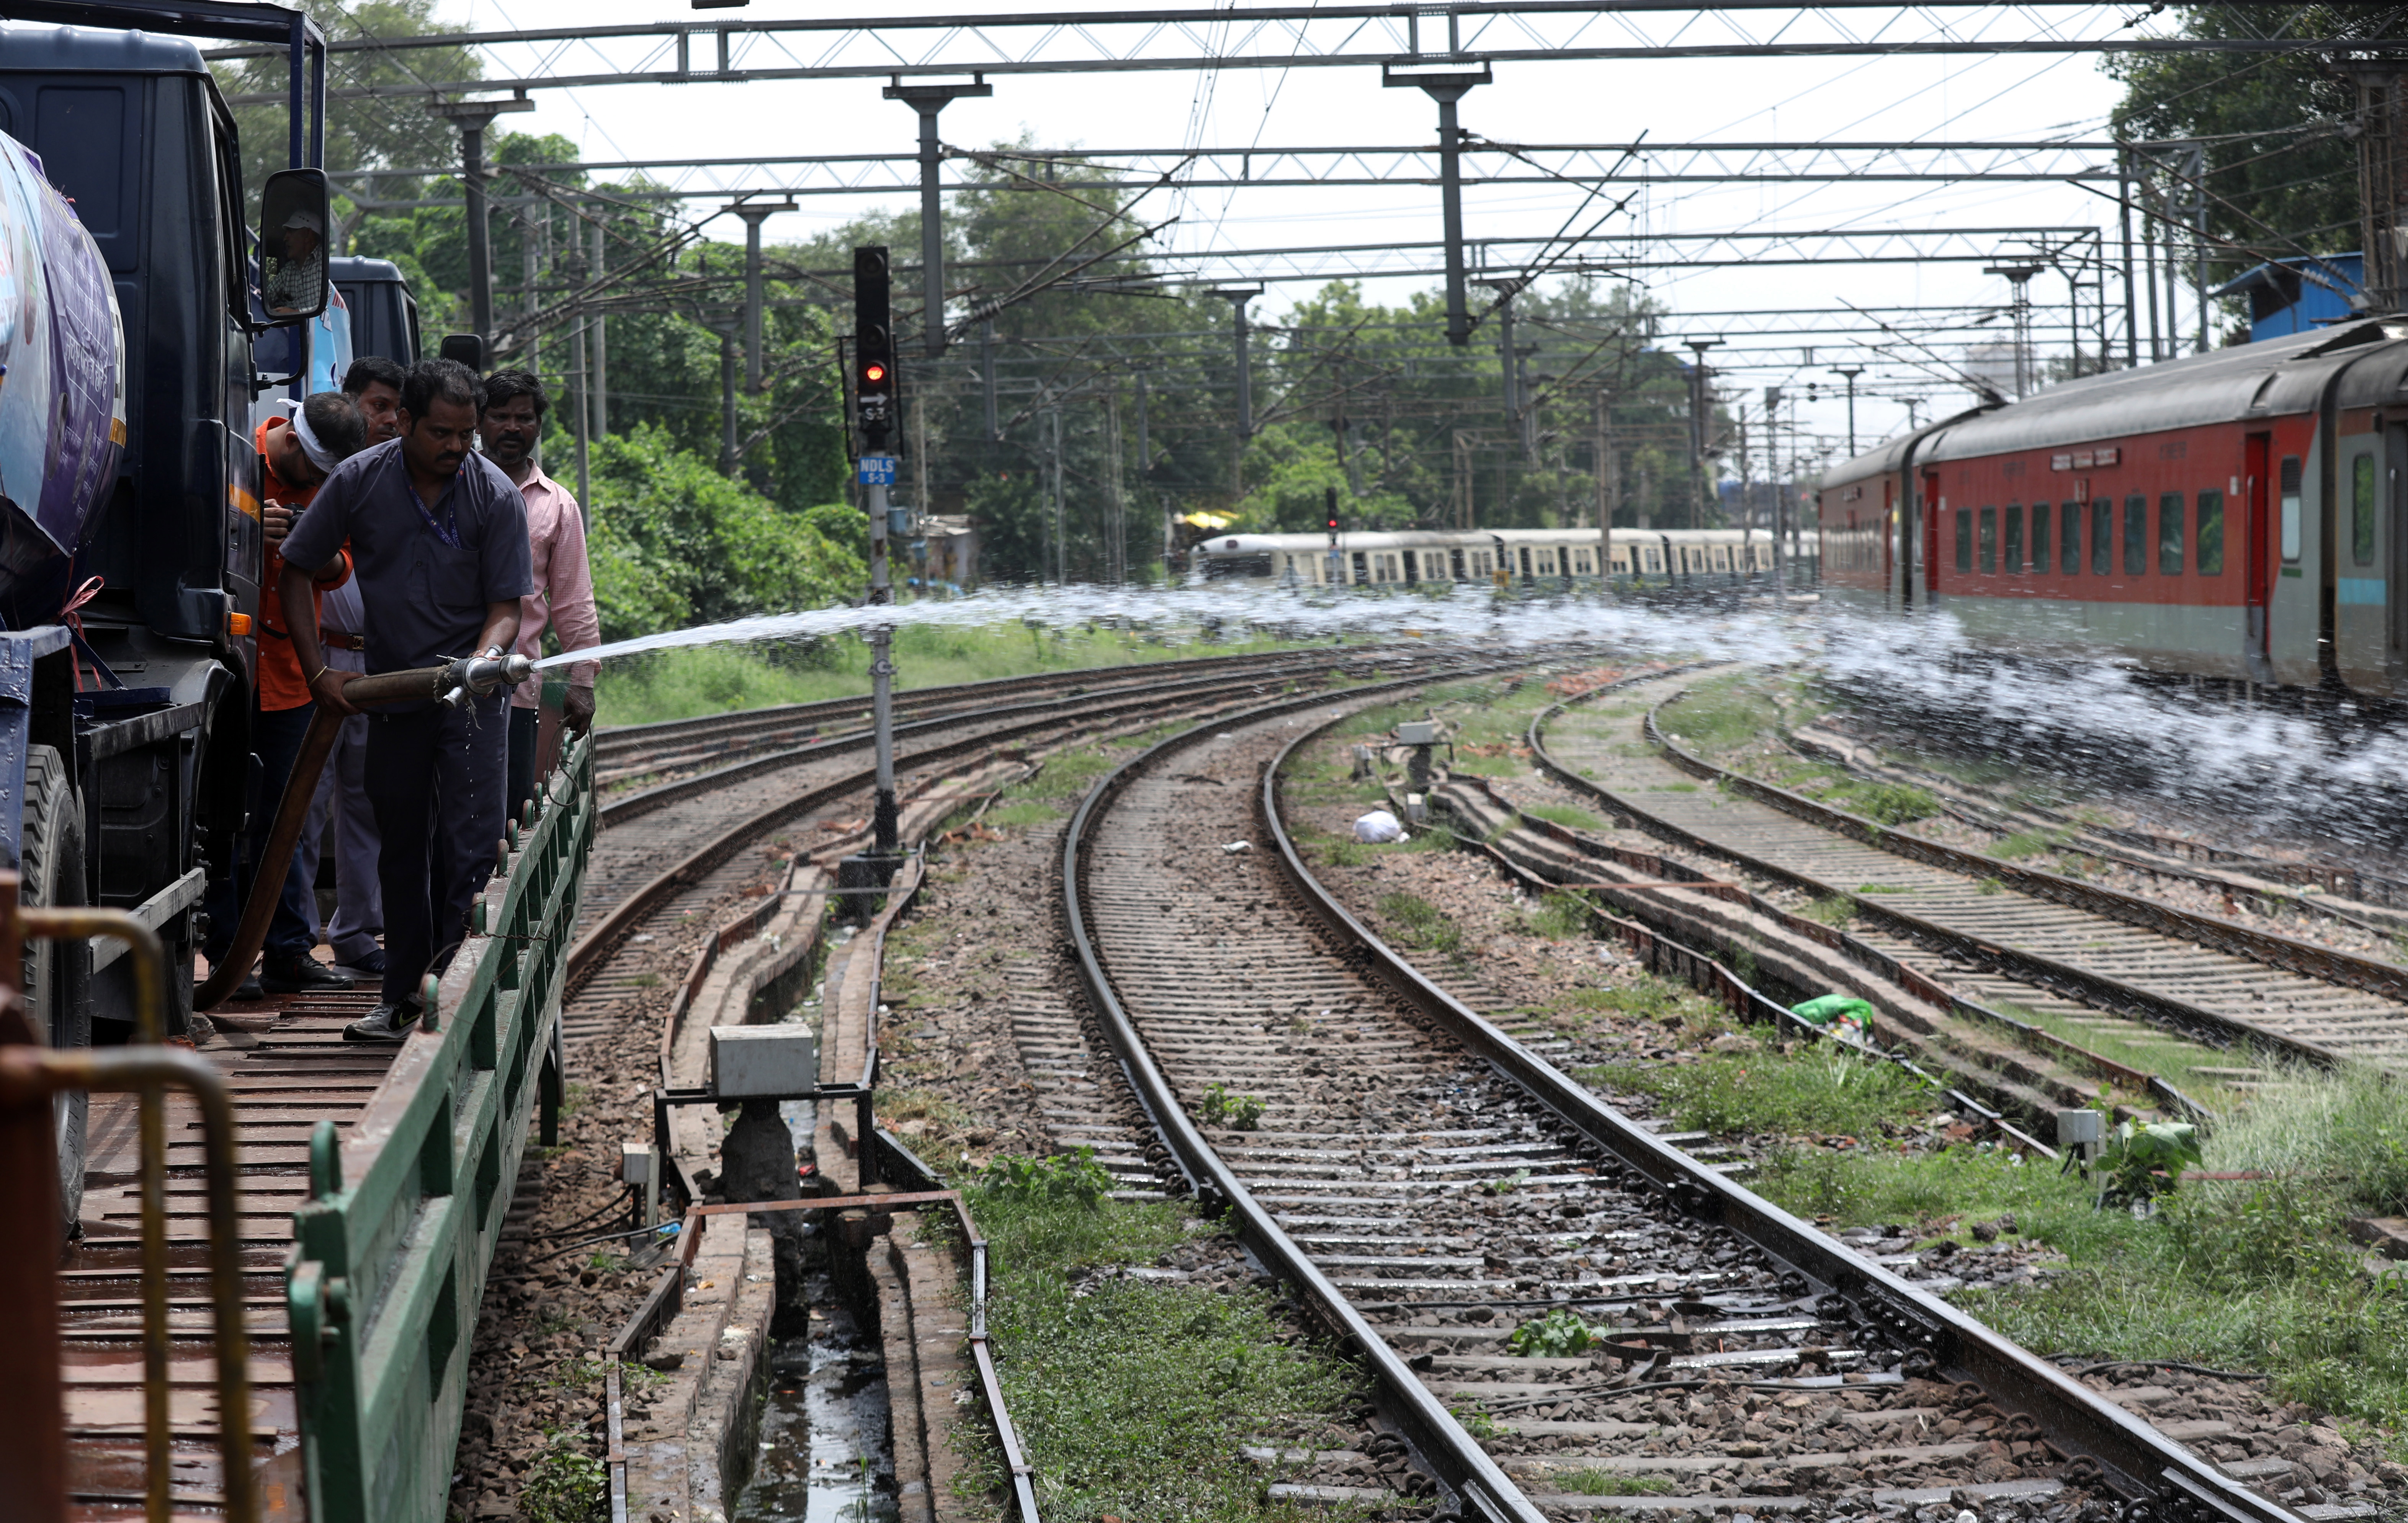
<box><xmin>280</xmin><ymin>359</ymin><xmax>533</xmax><ymax>1043</ymax></box>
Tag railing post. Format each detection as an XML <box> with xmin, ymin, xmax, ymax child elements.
<box><xmin>0</xmin><ymin>872</ymin><xmax>68</xmax><ymax>1523</ymax></box>
<box><xmin>291</xmin><ymin>1126</ymin><xmax>368</xmax><ymax>1523</ymax></box>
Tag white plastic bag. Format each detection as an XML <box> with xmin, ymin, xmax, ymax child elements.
<box><xmin>1353</xmin><ymin>809</ymin><xmax>1407</xmax><ymax>844</ymax></box>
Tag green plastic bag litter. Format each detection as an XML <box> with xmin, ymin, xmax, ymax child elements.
<box><xmin>1790</xmin><ymin>994</ymin><xmax>1874</xmax><ymax>1042</ymax></box>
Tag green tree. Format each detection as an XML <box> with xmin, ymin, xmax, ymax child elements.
<box><xmin>2109</xmin><ymin>7</ymin><xmax>2406</xmax><ymax>293</ymax></box>
<box><xmin>210</xmin><ymin>0</ymin><xmax>482</xmax><ymax>225</ymax></box>
<box><xmin>584</xmin><ymin>424</ymin><xmax>863</xmax><ymax>642</ymax></box>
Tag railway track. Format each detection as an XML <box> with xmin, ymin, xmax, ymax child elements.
<box><xmin>557</xmin><ymin>645</ymin><xmax>1453</xmax><ymax>1048</ymax></box>
<box><xmin>1058</xmin><ymin>671</ymin><xmax>2307</xmax><ymax>1523</ymax></box>
<box><xmin>590</xmin><ymin>646</ymin><xmax>1377</xmax><ymax>789</ymax></box>
<box><xmin>1529</xmin><ymin>671</ymin><xmax>2408</xmax><ymax>1072</ymax></box>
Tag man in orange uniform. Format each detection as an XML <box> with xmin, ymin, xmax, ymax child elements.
<box><xmin>200</xmin><ymin>392</ymin><xmax>367</xmax><ymax>999</ymax></box>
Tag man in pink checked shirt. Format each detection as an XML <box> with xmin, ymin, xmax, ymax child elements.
<box><xmin>477</xmin><ymin>369</ymin><xmax>601</xmax><ymax>826</ymax></box>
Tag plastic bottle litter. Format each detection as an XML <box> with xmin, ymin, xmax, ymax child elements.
<box><xmin>1353</xmin><ymin>810</ymin><xmax>1408</xmax><ymax>844</ymax></box>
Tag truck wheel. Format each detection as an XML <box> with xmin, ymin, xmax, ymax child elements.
<box><xmin>20</xmin><ymin>743</ymin><xmax>90</xmax><ymax>1238</ymax></box>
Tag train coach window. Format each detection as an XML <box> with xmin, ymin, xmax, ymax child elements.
<box><xmin>1205</xmin><ymin>553</ymin><xmax>1273</xmax><ymax>579</ymax></box>
<box><xmin>2061</xmin><ymin>502</ymin><xmax>2081</xmax><ymax>574</ymax></box>
<box><xmin>2197</xmin><ymin>489</ymin><xmax>2224</xmax><ymax>574</ymax></box>
<box><xmin>2160</xmin><ymin>492</ymin><xmax>2185</xmax><ymax>575</ymax></box>
<box><xmin>1955</xmin><ymin>507</ymin><xmax>1972</xmax><ymax>572</ymax></box>
<box><xmin>1978</xmin><ymin>507</ymin><xmax>1997</xmax><ymax>574</ymax></box>
<box><xmin>2125</xmin><ymin>495</ymin><xmax>2149</xmax><ymax>575</ymax></box>
<box><xmin>2280</xmin><ymin>455</ymin><xmax>2303</xmax><ymax>562</ymax></box>
<box><xmin>2004</xmin><ymin>506</ymin><xmax>2024</xmax><ymax>575</ymax></box>
<box><xmin>2092</xmin><ymin>499</ymin><xmax>2113</xmax><ymax>575</ymax></box>
<box><xmin>2354</xmin><ymin>453</ymin><xmax>2378</xmax><ymax>566</ymax></box>
<box><xmin>2030</xmin><ymin>503</ymin><xmax>2049</xmax><ymax>572</ymax></box>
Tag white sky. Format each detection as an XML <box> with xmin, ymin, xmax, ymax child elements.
<box><xmin>413</xmin><ymin>1</ymin><xmax>2206</xmax><ymax>470</ymax></box>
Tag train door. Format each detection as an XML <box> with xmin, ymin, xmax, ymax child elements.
<box><xmin>1882</xmin><ymin>480</ymin><xmax>1896</xmax><ymax>605</ymax></box>
<box><xmin>1921</xmin><ymin>472</ymin><xmax>1941</xmax><ymax>600</ymax></box>
<box><xmin>2391</xmin><ymin>423</ymin><xmax>2408</xmax><ymax>663</ymax></box>
<box><xmin>1450</xmin><ymin>547</ymin><xmax>1466</xmax><ymax>581</ymax></box>
<box><xmin>2246</xmin><ymin>431</ymin><xmax>2271</xmax><ymax>664</ymax></box>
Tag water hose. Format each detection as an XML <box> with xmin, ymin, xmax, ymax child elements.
<box><xmin>194</xmin><ymin>655</ymin><xmax>533</xmax><ymax>1012</ymax></box>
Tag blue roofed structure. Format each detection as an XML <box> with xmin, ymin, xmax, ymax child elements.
<box><xmin>2209</xmin><ymin>253</ymin><xmax>2365</xmax><ymax>342</ymax></box>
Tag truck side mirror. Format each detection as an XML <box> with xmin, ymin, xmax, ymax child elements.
<box><xmin>258</xmin><ymin>168</ymin><xmax>332</xmax><ymax>322</ymax></box>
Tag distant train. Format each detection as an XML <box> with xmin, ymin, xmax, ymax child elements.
<box><xmin>1191</xmin><ymin>527</ymin><xmax>1801</xmax><ymax>587</ymax></box>
<box><xmin>1815</xmin><ymin>317</ymin><xmax>2408</xmax><ymax>696</ymax></box>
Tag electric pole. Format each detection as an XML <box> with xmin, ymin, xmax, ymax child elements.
<box><xmin>1829</xmin><ymin>366</ymin><xmax>1864</xmax><ymax>455</ymax></box>
<box><xmin>851</xmin><ymin>246</ymin><xmax>902</xmax><ymax>881</ymax></box>
<box><xmin>1685</xmin><ymin>337</ymin><xmax>1721</xmax><ymax>531</ymax></box>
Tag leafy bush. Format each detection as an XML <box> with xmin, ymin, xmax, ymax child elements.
<box><xmin>1507</xmin><ymin>1306</ymin><xmax>1604</xmax><ymax>1357</ymax></box>
<box><xmin>969</xmin><ymin>1148</ymin><xmax>1116</xmax><ymax>1211</ymax></box>
<box><xmin>1197</xmin><ymin>1082</ymin><xmax>1265</xmax><ymax>1131</ymax></box>
<box><xmin>519</xmin><ymin>1433</ymin><xmax>607</xmax><ymax>1523</ymax></box>
<box><xmin>584</xmin><ymin>423</ymin><xmax>864</xmax><ymax>642</ymax></box>
<box><xmin>2099</xmin><ymin>1119</ymin><xmax>2203</xmax><ymax>1203</ymax></box>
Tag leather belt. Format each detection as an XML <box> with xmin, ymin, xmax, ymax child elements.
<box><xmin>320</xmin><ymin>628</ymin><xmax>364</xmax><ymax>652</ymax></box>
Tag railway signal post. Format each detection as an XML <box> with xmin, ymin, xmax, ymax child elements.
<box><xmin>852</xmin><ymin>246</ymin><xmax>903</xmax><ymax>889</ymax></box>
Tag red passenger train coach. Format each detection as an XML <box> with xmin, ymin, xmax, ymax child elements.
<box><xmin>1815</xmin><ymin>317</ymin><xmax>2408</xmax><ymax>696</ymax></box>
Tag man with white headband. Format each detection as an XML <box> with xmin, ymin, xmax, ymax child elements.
<box><xmin>198</xmin><ymin>391</ymin><xmax>368</xmax><ymax>1001</ymax></box>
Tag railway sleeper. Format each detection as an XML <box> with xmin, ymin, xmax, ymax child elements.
<box><xmin>1426</xmin><ymin>776</ymin><xmax>2110</xmax><ymax>1137</ymax></box>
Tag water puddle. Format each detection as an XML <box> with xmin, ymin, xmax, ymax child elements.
<box><xmin>735</xmin><ymin>1255</ymin><xmax>898</xmax><ymax>1523</ymax></box>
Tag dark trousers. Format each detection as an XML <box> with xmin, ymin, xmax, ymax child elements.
<box><xmin>201</xmin><ymin>701</ymin><xmax>320</xmax><ymax>966</ymax></box>
<box><xmin>507</xmin><ymin>705</ymin><xmax>539</xmax><ymax>830</ymax></box>
<box><xmin>366</xmin><ymin>694</ymin><xmax>508</xmax><ymax>1005</ymax></box>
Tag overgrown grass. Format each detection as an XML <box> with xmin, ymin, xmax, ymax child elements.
<box><xmin>1755</xmin><ymin>1062</ymin><xmax>2408</xmax><ymax>1427</ymax></box>
<box><xmin>1541</xmin><ymin>1471</ymin><xmax>1676</xmax><ymax>1497</ymax></box>
<box><xmin>1568</xmin><ymin>974</ymin><xmax>1724</xmax><ymax>1028</ymax></box>
<box><xmin>985</xmin><ymin>800</ymin><xmax>1065</xmax><ymax>829</ymax></box>
<box><xmin>1579</xmin><ymin>1040</ymin><xmax>1941</xmax><ymax>1138</ymax></box>
<box><xmin>958</xmin><ymin>1154</ymin><xmax>1367</xmax><ymax>1521</ymax></box>
<box><xmin>1522</xmin><ymin>892</ymin><xmax>1593</xmax><ymax>940</ymax></box>
<box><xmin>1519</xmin><ymin>802</ymin><xmax>1605</xmax><ymax>832</ymax></box>
<box><xmin>1990</xmin><ymin>825</ymin><xmax>2073</xmax><ymax>861</ymax></box>
<box><xmin>1020</xmin><ymin>750</ymin><xmax>1123</xmax><ymax>802</ymax></box>
<box><xmin>595</xmin><ymin>622</ymin><xmax>1323</xmax><ymax>727</ymax></box>
<box><xmin>1378</xmin><ymin>892</ymin><xmax>1464</xmax><ymax>957</ymax></box>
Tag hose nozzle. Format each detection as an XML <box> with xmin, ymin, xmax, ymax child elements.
<box><xmin>437</xmin><ymin>652</ymin><xmax>536</xmax><ymax>709</ymax></box>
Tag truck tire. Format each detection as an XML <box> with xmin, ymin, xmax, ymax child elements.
<box><xmin>20</xmin><ymin>743</ymin><xmax>90</xmax><ymax>1237</ymax></box>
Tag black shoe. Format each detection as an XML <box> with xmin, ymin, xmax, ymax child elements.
<box><xmin>262</xmin><ymin>956</ymin><xmax>356</xmax><ymax>994</ymax></box>
<box><xmin>234</xmin><ymin>972</ymin><xmax>263</xmax><ymax>1002</ymax></box>
<box><xmin>333</xmin><ymin>948</ymin><xmax>387</xmax><ymax>979</ymax></box>
<box><xmin>343</xmin><ymin>1001</ymin><xmax>421</xmax><ymax>1044</ymax></box>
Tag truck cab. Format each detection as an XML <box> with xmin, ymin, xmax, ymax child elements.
<box><xmin>0</xmin><ymin>5</ymin><xmax>330</xmax><ymax>1233</ymax></box>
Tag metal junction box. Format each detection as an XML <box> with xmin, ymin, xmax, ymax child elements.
<box><xmin>1397</xmin><ymin>721</ymin><xmax>1441</xmax><ymax>745</ymax></box>
<box><xmin>709</xmin><ymin>1025</ymin><xmax>821</xmax><ymax>1098</ymax></box>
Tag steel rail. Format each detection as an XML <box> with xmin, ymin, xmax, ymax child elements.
<box><xmin>1250</xmin><ymin>696</ymin><xmax>2304</xmax><ymax>1523</ymax></box>
<box><xmin>1648</xmin><ymin>693</ymin><xmax>2408</xmax><ymax>1009</ymax></box>
<box><xmin>593</xmin><ymin>645</ymin><xmax>1377</xmax><ymax>763</ymax></box>
<box><xmin>567</xmin><ymin>653</ymin><xmax>1453</xmax><ymax>989</ymax></box>
<box><xmin>1520</xmin><ymin>678</ymin><xmax>2352</xmax><ymax>1069</ymax></box>
<box><xmin>599</xmin><ymin>650</ymin><xmax>1410</xmax><ymax>825</ymax></box>
<box><xmin>1059</xmin><ymin>664</ymin><xmax>1548</xmax><ymax>1523</ymax></box>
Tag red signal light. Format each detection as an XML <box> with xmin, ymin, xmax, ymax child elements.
<box><xmin>863</xmin><ymin>362</ymin><xmax>888</xmax><ymax>384</ymax></box>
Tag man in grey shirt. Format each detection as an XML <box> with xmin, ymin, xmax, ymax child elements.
<box><xmin>279</xmin><ymin>359</ymin><xmax>535</xmax><ymax>1041</ymax></box>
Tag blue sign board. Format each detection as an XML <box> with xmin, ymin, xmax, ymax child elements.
<box><xmin>858</xmin><ymin>454</ymin><xmax>898</xmax><ymax>485</ymax></box>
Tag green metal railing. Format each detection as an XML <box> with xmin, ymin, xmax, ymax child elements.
<box><xmin>285</xmin><ymin>712</ymin><xmax>596</xmax><ymax>1523</ymax></box>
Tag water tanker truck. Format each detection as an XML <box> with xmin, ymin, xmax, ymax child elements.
<box><xmin>0</xmin><ymin>1</ymin><xmax>335</xmax><ymax>1229</ymax></box>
